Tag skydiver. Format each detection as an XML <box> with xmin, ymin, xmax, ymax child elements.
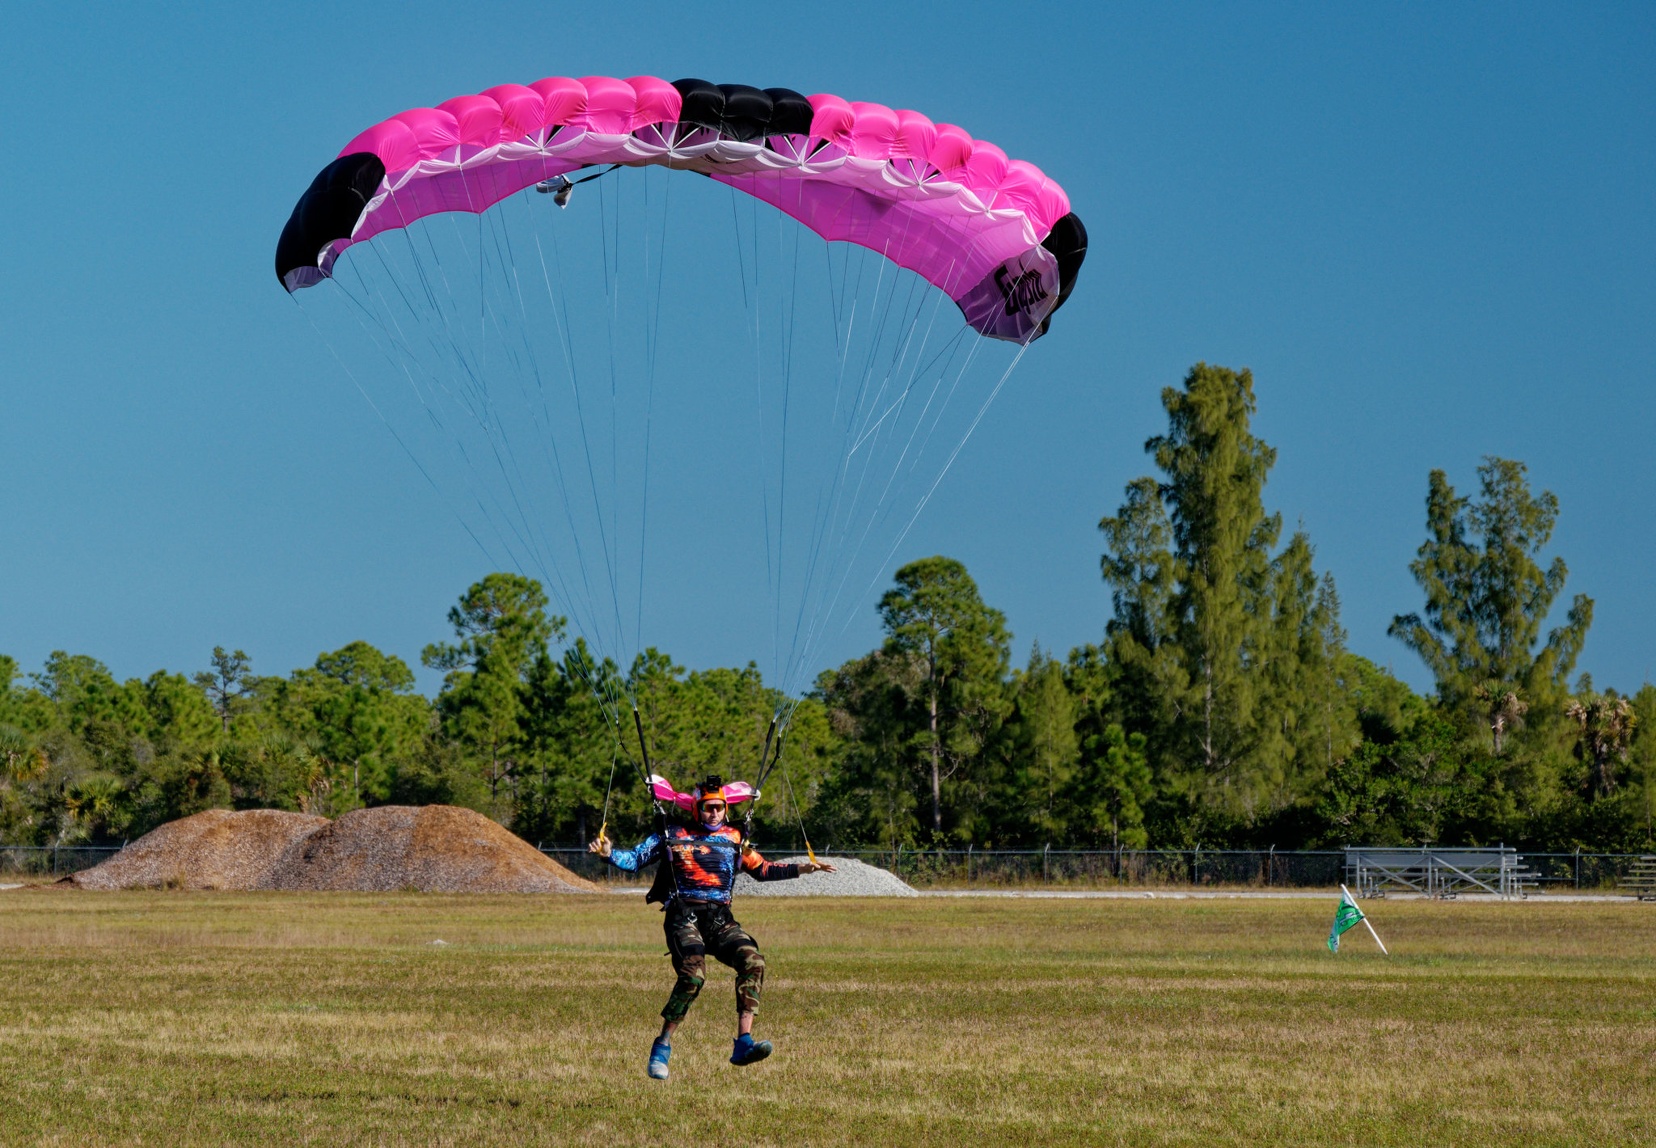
<box><xmin>589</xmin><ymin>774</ymin><xmax>835</xmax><ymax>1080</ymax></box>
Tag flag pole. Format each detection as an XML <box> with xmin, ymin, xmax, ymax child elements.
<box><xmin>1341</xmin><ymin>883</ymin><xmax>1389</xmax><ymax>955</ymax></box>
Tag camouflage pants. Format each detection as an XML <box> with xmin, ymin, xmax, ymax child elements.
<box><xmin>661</xmin><ymin>901</ymin><xmax>765</xmax><ymax>1024</ymax></box>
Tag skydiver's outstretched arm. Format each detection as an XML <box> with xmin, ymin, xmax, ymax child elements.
<box><xmin>742</xmin><ymin>845</ymin><xmax>836</xmax><ymax>880</ymax></box>
<box><xmin>593</xmin><ymin>833</ymin><xmax>662</xmax><ymax>872</ymax></box>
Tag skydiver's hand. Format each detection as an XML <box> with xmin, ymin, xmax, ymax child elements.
<box><xmin>800</xmin><ymin>861</ymin><xmax>836</xmax><ymax>874</ymax></box>
<box><xmin>589</xmin><ymin>837</ymin><xmax>612</xmax><ymax>858</ymax></box>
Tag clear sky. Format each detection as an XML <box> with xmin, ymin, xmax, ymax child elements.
<box><xmin>2</xmin><ymin>2</ymin><xmax>1652</xmax><ymax>696</ymax></box>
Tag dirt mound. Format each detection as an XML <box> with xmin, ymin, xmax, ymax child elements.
<box><xmin>72</xmin><ymin>809</ymin><xmax>328</xmax><ymax>890</ymax></box>
<box><xmin>259</xmin><ymin>805</ymin><xmax>598</xmax><ymax>893</ymax></box>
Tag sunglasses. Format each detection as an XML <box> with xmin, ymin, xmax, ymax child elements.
<box><xmin>699</xmin><ymin>803</ymin><xmax>727</xmax><ymax>814</ymax></box>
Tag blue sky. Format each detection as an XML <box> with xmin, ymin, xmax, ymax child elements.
<box><xmin>2</xmin><ymin>2</ymin><xmax>1652</xmax><ymax>696</ymax></box>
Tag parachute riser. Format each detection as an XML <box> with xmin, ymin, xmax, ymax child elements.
<box><xmin>623</xmin><ymin>704</ymin><xmax>685</xmax><ymax>905</ymax></box>
<box><xmin>755</xmin><ymin>717</ymin><xmax>777</xmax><ymax>780</ymax></box>
<box><xmin>743</xmin><ymin>715</ymin><xmax>777</xmax><ymax>843</ymax></box>
<box><xmin>750</xmin><ymin>712</ymin><xmax>818</xmax><ymax>865</ymax></box>
<box><xmin>742</xmin><ymin>720</ymin><xmax>789</xmax><ymax>847</ymax></box>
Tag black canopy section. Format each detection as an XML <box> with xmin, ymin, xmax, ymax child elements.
<box><xmin>274</xmin><ymin>152</ymin><xmax>386</xmax><ymax>290</ymax></box>
<box><xmin>671</xmin><ymin>78</ymin><xmax>813</xmax><ymax>141</ymax></box>
<box><xmin>1040</xmin><ymin>212</ymin><xmax>1088</xmax><ymax>324</ymax></box>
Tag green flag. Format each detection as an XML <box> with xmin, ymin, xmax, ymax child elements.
<box><xmin>1328</xmin><ymin>892</ymin><xmax>1365</xmax><ymax>953</ymax></box>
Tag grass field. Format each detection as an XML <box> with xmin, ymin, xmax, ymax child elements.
<box><xmin>2</xmin><ymin>889</ymin><xmax>1654</xmax><ymax>1146</ymax></box>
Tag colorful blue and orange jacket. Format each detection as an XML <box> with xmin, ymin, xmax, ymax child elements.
<box><xmin>608</xmin><ymin>823</ymin><xmax>800</xmax><ymax>905</ymax></box>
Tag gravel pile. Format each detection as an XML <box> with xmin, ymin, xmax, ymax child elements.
<box><xmin>260</xmin><ymin>804</ymin><xmax>597</xmax><ymax>893</ymax></box>
<box><xmin>734</xmin><ymin>855</ymin><xmax>917</xmax><ymax>897</ymax></box>
<box><xmin>72</xmin><ymin>809</ymin><xmax>328</xmax><ymax>890</ymax></box>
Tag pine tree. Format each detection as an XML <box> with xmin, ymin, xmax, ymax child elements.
<box><xmin>1003</xmin><ymin>645</ymin><xmax>1081</xmax><ymax>844</ymax></box>
<box><xmin>1099</xmin><ymin>364</ymin><xmax>1353</xmax><ymax>830</ymax></box>
<box><xmin>1389</xmin><ymin>457</ymin><xmax>1592</xmax><ymax>748</ymax></box>
<box><xmin>875</xmin><ymin>556</ymin><xmax>1011</xmax><ymax>838</ymax></box>
<box><xmin>422</xmin><ymin>573</ymin><xmax>563</xmax><ymax>813</ymax></box>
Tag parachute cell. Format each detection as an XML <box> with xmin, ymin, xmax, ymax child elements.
<box><xmin>275</xmin><ymin>76</ymin><xmax>1086</xmax><ymax>342</ymax></box>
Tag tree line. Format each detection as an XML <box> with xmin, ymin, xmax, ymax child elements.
<box><xmin>4</xmin><ymin>363</ymin><xmax>1651</xmax><ymax>853</ymax></box>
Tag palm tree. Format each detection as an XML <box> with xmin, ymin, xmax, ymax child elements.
<box><xmin>1565</xmin><ymin>694</ymin><xmax>1636</xmax><ymax>797</ymax></box>
<box><xmin>1473</xmin><ymin>681</ymin><xmax>1529</xmax><ymax>755</ymax></box>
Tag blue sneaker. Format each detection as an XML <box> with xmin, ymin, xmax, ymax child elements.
<box><xmin>730</xmin><ymin>1033</ymin><xmax>773</xmax><ymax>1066</ymax></box>
<box><xmin>647</xmin><ymin>1038</ymin><xmax>671</xmax><ymax>1080</ymax></box>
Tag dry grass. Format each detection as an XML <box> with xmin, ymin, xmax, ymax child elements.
<box><xmin>1</xmin><ymin>890</ymin><xmax>1654</xmax><ymax>1146</ymax></box>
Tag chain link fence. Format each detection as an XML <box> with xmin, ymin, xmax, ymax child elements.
<box><xmin>1</xmin><ymin>846</ymin><xmax>121</xmax><ymax>878</ymax></box>
<box><xmin>1520</xmin><ymin>852</ymin><xmax>1656</xmax><ymax>892</ymax></box>
<box><xmin>539</xmin><ymin>846</ymin><xmax>1656</xmax><ymax>892</ymax></box>
<box><xmin>6</xmin><ymin>842</ymin><xmax>1654</xmax><ymax>892</ymax></box>
<box><xmin>537</xmin><ymin>847</ymin><xmax>1377</xmax><ymax>890</ymax></box>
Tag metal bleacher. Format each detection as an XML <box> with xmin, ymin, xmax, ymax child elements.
<box><xmin>1619</xmin><ymin>856</ymin><xmax>1656</xmax><ymax>901</ymax></box>
<box><xmin>1345</xmin><ymin>847</ymin><xmax>1536</xmax><ymax>899</ymax></box>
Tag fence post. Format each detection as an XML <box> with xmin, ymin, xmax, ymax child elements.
<box><xmin>1268</xmin><ymin>844</ymin><xmax>1275</xmax><ymax>888</ymax></box>
<box><xmin>1043</xmin><ymin>844</ymin><xmax>1049</xmax><ymax>884</ymax></box>
<box><xmin>1575</xmin><ymin>847</ymin><xmax>1581</xmax><ymax>890</ymax></box>
<box><xmin>966</xmin><ymin>843</ymin><xmax>973</xmax><ymax>884</ymax></box>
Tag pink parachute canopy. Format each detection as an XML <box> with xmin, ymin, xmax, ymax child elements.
<box><xmin>276</xmin><ymin>76</ymin><xmax>1086</xmax><ymax>342</ymax></box>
